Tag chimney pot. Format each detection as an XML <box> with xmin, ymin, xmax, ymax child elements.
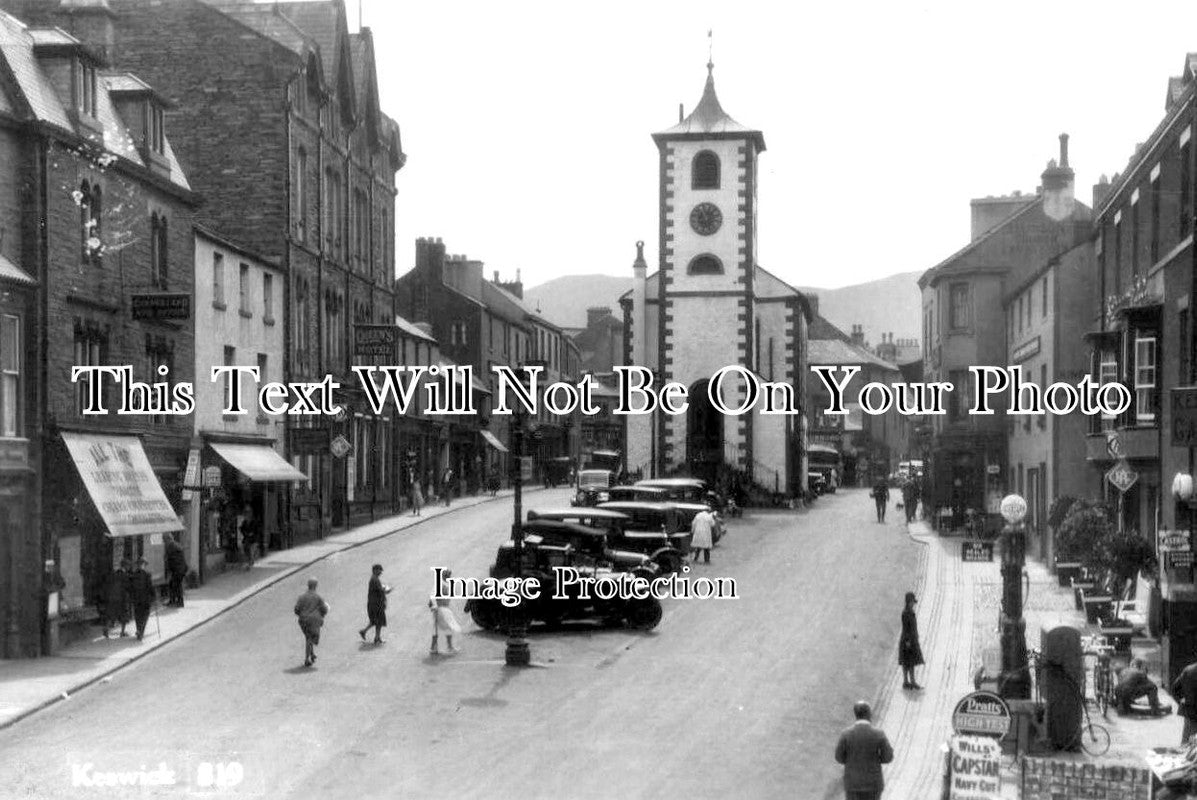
<box><xmin>1059</xmin><ymin>132</ymin><xmax>1069</xmax><ymax>168</ymax></box>
<box><xmin>679</xmin><ymin>103</ymin><xmax>684</xmax><ymax>123</ymax></box>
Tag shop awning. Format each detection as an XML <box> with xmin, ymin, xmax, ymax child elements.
<box><xmin>61</xmin><ymin>432</ymin><xmax>184</xmax><ymax>538</ymax></box>
<box><xmin>210</xmin><ymin>442</ymin><xmax>308</xmax><ymax>482</ymax></box>
<box><xmin>480</xmin><ymin>429</ymin><xmax>508</xmax><ymax>453</ymax></box>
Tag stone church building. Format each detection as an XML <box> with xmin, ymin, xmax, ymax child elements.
<box><xmin>621</xmin><ymin>63</ymin><xmax>812</xmax><ymax>496</ymax></box>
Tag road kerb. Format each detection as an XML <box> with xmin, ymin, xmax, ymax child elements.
<box><xmin>0</xmin><ymin>488</ymin><xmax>542</xmax><ymax>731</ymax></box>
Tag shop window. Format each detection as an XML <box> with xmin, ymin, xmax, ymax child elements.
<box><xmin>1134</xmin><ymin>331</ymin><xmax>1158</xmax><ymax>424</ymax></box>
<box><xmin>1</xmin><ymin>313</ymin><xmax>20</xmax><ymax>437</ymax></box>
<box><xmin>692</xmin><ymin>151</ymin><xmax>720</xmax><ymax>190</ymax></box>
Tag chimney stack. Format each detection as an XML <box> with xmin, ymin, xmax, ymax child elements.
<box><xmin>1092</xmin><ymin>174</ymin><xmax>1112</xmax><ymax>210</ymax></box>
<box><xmin>1041</xmin><ymin>132</ymin><xmax>1076</xmax><ymax>222</ymax></box>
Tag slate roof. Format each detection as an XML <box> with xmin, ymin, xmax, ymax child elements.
<box><xmin>0</xmin><ymin>13</ymin><xmax>190</xmax><ymax>190</ymax></box>
<box><xmin>0</xmin><ymin>252</ymin><xmax>36</xmax><ymax>286</ymax></box>
<box><xmin>201</xmin><ymin>0</ymin><xmax>315</xmax><ymax>58</ymax></box>
<box><xmin>273</xmin><ymin>1</ymin><xmax>344</xmax><ymax>84</ymax></box>
<box><xmin>807</xmin><ymin>338</ymin><xmax>898</xmax><ymax>371</ymax></box>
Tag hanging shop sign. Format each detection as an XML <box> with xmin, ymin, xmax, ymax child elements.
<box><xmin>1105</xmin><ymin>459</ymin><xmax>1138</xmax><ymax>494</ymax></box>
<box><xmin>330</xmin><ymin>435</ymin><xmax>352</xmax><ymax>459</ymax></box>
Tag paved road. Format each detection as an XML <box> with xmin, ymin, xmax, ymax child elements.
<box><xmin>0</xmin><ymin>488</ymin><xmax>919</xmax><ymax>800</ymax></box>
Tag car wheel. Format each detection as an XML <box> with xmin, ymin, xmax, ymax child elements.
<box><xmin>651</xmin><ymin>549</ymin><xmax>683</xmax><ymax>575</ymax></box>
<box><xmin>624</xmin><ymin>598</ymin><xmax>663</xmax><ymax>630</ymax></box>
<box><xmin>470</xmin><ymin>599</ymin><xmax>502</xmax><ymax>631</ymax></box>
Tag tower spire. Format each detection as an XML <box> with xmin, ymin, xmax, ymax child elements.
<box><xmin>707</xmin><ymin>29</ymin><xmax>713</xmax><ymax>74</ymax></box>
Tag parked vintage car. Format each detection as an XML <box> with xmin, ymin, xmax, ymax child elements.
<box><xmin>596</xmin><ymin>501</ymin><xmax>692</xmax><ymax>554</ymax></box>
<box><xmin>572</xmin><ymin>469</ymin><xmax>614</xmax><ymax>506</ymax></box>
<box><xmin>527</xmin><ymin>508</ymin><xmax>687</xmax><ymax>574</ymax></box>
<box><xmin>519</xmin><ymin>517</ymin><xmax>662</xmax><ymax>578</ymax></box>
<box><xmin>635</xmin><ymin>477</ymin><xmax>725</xmax><ymax>513</ymax></box>
<box><xmin>466</xmin><ymin>532</ymin><xmax>663</xmax><ymax>631</ymax></box>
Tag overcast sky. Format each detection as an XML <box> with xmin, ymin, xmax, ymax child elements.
<box><xmin>363</xmin><ymin>0</ymin><xmax>1197</xmax><ymax>291</ymax></box>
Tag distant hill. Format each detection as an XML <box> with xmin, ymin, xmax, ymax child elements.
<box><xmin>524</xmin><ymin>275</ymin><xmax>632</xmax><ymax>328</ymax></box>
<box><xmin>525</xmin><ymin>270</ymin><xmax>922</xmax><ymax>346</ymax></box>
<box><xmin>798</xmin><ymin>271</ymin><xmax>923</xmax><ymax>346</ymax></box>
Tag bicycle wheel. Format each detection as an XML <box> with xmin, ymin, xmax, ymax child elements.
<box><xmin>1079</xmin><ymin>722</ymin><xmax>1111</xmax><ymax>757</ymax></box>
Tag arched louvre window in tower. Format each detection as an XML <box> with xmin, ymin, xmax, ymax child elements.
<box><xmin>687</xmin><ymin>253</ymin><xmax>723</xmax><ymax>275</ymax></box>
<box><xmin>692</xmin><ymin>150</ymin><xmax>720</xmax><ymax>189</ymax></box>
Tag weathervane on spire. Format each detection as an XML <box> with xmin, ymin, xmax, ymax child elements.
<box><xmin>707</xmin><ymin>29</ymin><xmax>714</xmax><ymax>74</ymax></box>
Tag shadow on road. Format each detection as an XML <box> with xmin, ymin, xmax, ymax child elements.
<box><xmin>458</xmin><ymin>664</ymin><xmax>519</xmax><ymax>708</ymax></box>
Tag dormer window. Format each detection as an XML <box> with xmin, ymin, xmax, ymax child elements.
<box><xmin>148</xmin><ymin>103</ymin><xmax>165</xmax><ymax>155</ymax></box>
<box><xmin>77</xmin><ymin>59</ymin><xmax>98</xmax><ymax>119</ymax></box>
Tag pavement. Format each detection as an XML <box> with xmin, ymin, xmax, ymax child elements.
<box><xmin>0</xmin><ymin>488</ymin><xmax>537</xmax><ymax>730</ymax></box>
<box><xmin>879</xmin><ymin>517</ymin><xmax>1182</xmax><ymax>799</ymax></box>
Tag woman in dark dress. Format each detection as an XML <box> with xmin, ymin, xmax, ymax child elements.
<box><xmin>358</xmin><ymin>564</ymin><xmax>392</xmax><ymax>644</ymax></box>
<box><xmin>899</xmin><ymin>591</ymin><xmax>924</xmax><ymax>690</ymax></box>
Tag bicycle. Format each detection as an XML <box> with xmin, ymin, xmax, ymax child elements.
<box><xmin>1091</xmin><ymin>651</ymin><xmax>1115</xmax><ymax>720</ymax></box>
<box><xmin>1042</xmin><ymin>658</ymin><xmax>1111</xmax><ymax>756</ymax></box>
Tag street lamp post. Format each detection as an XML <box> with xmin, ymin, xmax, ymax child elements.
<box><xmin>998</xmin><ymin>493</ymin><xmax>1031</xmax><ymax>699</ymax></box>
<box><xmin>504</xmin><ymin>360</ymin><xmax>545</xmax><ymax>667</ymax></box>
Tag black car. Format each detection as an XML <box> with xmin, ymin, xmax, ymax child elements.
<box><xmin>527</xmin><ymin>508</ymin><xmax>687</xmax><ymax>574</ymax></box>
<box><xmin>466</xmin><ymin>531</ymin><xmax>663</xmax><ymax>632</ymax></box>
<box><xmin>596</xmin><ymin>501</ymin><xmax>692</xmax><ymax>555</ymax></box>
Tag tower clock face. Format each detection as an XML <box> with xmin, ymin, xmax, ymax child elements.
<box><xmin>689</xmin><ymin>202</ymin><xmax>722</xmax><ymax>236</ymax></box>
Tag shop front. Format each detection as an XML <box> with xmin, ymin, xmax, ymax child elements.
<box><xmin>198</xmin><ymin>438</ymin><xmax>307</xmax><ymax>578</ymax></box>
<box><xmin>49</xmin><ymin>431</ymin><xmax>184</xmax><ymax>649</ymax></box>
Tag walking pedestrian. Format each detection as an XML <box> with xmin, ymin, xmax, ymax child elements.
<box><xmin>238</xmin><ymin>505</ymin><xmax>257</xmax><ymax>570</ymax></box>
<box><xmin>164</xmin><ymin>533</ymin><xmax>188</xmax><ymax>607</ymax></box>
<box><xmin>1172</xmin><ymin>660</ymin><xmax>1197</xmax><ymax>743</ymax></box>
<box><xmin>103</xmin><ymin>559</ymin><xmax>131</xmax><ymax>638</ymax></box>
<box><xmin>690</xmin><ymin>507</ymin><xmax>715</xmax><ymax>565</ymax></box>
<box><xmin>899</xmin><ymin>591</ymin><xmax>924</xmax><ymax>690</ymax></box>
<box><xmin>834</xmin><ymin>700</ymin><xmax>894</xmax><ymax>800</ymax></box>
<box><xmin>294</xmin><ymin>578</ymin><xmax>330</xmax><ymax>667</ymax></box>
<box><xmin>428</xmin><ymin>569</ymin><xmax>461</xmax><ymax>655</ymax></box>
<box><xmin>127</xmin><ymin>557</ymin><xmax>156</xmax><ymax>641</ymax></box>
<box><xmin>358</xmin><ymin>564</ymin><xmax>393</xmax><ymax>644</ymax></box>
<box><xmin>441</xmin><ymin>467</ymin><xmax>454</xmax><ymax>507</ymax></box>
<box><xmin>871</xmin><ymin>479</ymin><xmax>889</xmax><ymax>523</ymax></box>
<box><xmin>411</xmin><ymin>477</ymin><xmax>424</xmax><ymax>516</ymax></box>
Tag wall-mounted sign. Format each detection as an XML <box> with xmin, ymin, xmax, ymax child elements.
<box><xmin>962</xmin><ymin>541</ymin><xmax>994</xmax><ymax>562</ymax></box>
<box><xmin>1011</xmin><ymin>336</ymin><xmax>1041</xmax><ymax>364</ymax></box>
<box><xmin>1173</xmin><ymin>388</ymin><xmax>1197</xmax><ymax>448</ymax></box>
<box><xmin>131</xmin><ymin>293</ymin><xmax>190</xmax><ymax>321</ymax></box>
<box><xmin>354</xmin><ymin>324</ymin><xmax>397</xmax><ymax>358</ymax></box>
<box><xmin>1159</xmin><ymin>529</ymin><xmax>1192</xmax><ymax>553</ymax></box>
<box><xmin>202</xmin><ymin>465</ymin><xmax>222</xmax><ymax>487</ymax></box>
<box><xmin>289</xmin><ymin>428</ymin><xmax>329</xmax><ymax>454</ymax></box>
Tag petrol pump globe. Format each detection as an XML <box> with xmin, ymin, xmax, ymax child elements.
<box><xmin>1000</xmin><ymin>494</ymin><xmax>1028</xmax><ymax>526</ymax></box>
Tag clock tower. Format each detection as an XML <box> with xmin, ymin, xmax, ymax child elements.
<box><xmin>647</xmin><ymin>61</ymin><xmax>765</xmax><ymax>479</ymax></box>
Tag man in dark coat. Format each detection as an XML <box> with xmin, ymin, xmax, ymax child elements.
<box><xmin>834</xmin><ymin>701</ymin><xmax>894</xmax><ymax>800</ymax></box>
<box><xmin>127</xmin><ymin>557</ymin><xmax>156</xmax><ymax>641</ymax></box>
<box><xmin>441</xmin><ymin>467</ymin><xmax>454</xmax><ymax>507</ymax></box>
<box><xmin>871</xmin><ymin>480</ymin><xmax>890</xmax><ymax>523</ymax></box>
<box><xmin>295</xmin><ymin>578</ymin><xmax>330</xmax><ymax>667</ymax></box>
<box><xmin>358</xmin><ymin>564</ymin><xmax>392</xmax><ymax>644</ymax></box>
<box><xmin>1172</xmin><ymin>661</ymin><xmax>1197</xmax><ymax>743</ymax></box>
<box><xmin>103</xmin><ymin>559</ymin><xmax>131</xmax><ymax>638</ymax></box>
<box><xmin>164</xmin><ymin>533</ymin><xmax>188</xmax><ymax>607</ymax></box>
